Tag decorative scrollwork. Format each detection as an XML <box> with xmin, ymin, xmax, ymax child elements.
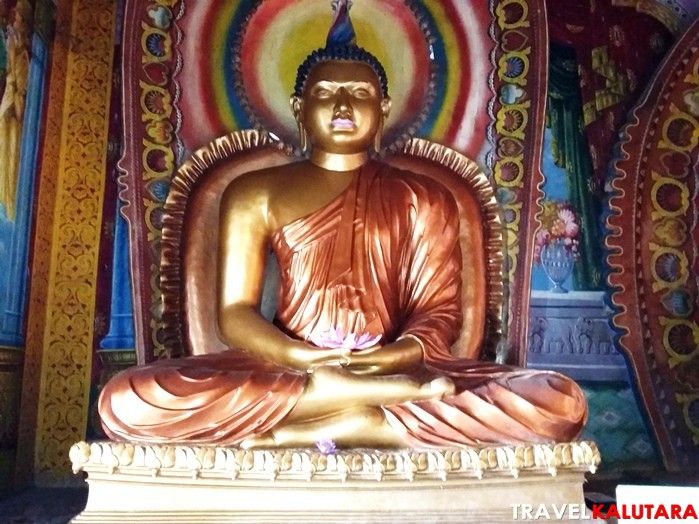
<box><xmin>607</xmin><ymin>19</ymin><xmax>699</xmax><ymax>470</ymax></box>
<box><xmin>489</xmin><ymin>0</ymin><xmax>547</xmax><ymax>362</ymax></box>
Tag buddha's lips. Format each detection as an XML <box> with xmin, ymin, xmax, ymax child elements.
<box><xmin>331</xmin><ymin>118</ymin><xmax>355</xmax><ymax>130</ymax></box>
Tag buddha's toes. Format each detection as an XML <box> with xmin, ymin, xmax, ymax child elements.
<box><xmin>239</xmin><ymin>432</ymin><xmax>276</xmax><ymax>449</ymax></box>
<box><xmin>419</xmin><ymin>377</ymin><xmax>456</xmax><ymax>400</ymax></box>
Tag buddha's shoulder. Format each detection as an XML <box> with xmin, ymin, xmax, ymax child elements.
<box><xmin>220</xmin><ymin>163</ymin><xmax>306</xmax><ymax>207</ymax></box>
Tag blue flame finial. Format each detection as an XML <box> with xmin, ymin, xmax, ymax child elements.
<box><xmin>327</xmin><ymin>0</ymin><xmax>356</xmax><ymax>47</ymax></box>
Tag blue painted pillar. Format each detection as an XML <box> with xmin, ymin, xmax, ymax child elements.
<box><xmin>99</xmin><ymin>203</ymin><xmax>135</xmax><ymax>350</ymax></box>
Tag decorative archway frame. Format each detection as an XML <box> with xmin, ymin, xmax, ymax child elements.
<box><xmin>119</xmin><ymin>0</ymin><xmax>548</xmax><ymax>365</ymax></box>
<box><xmin>611</xmin><ymin>0</ymin><xmax>697</xmax><ymax>36</ymax></box>
<box><xmin>119</xmin><ymin>0</ymin><xmax>184</xmax><ymax>363</ymax></box>
<box><xmin>488</xmin><ymin>0</ymin><xmax>548</xmax><ymax>363</ymax></box>
<box><xmin>606</xmin><ymin>17</ymin><xmax>699</xmax><ymax>471</ymax></box>
<box><xmin>159</xmin><ymin>130</ymin><xmax>283</xmax><ymax>356</ymax></box>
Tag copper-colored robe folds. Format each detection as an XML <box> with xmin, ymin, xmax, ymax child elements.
<box><xmin>99</xmin><ymin>163</ymin><xmax>587</xmax><ymax>445</ymax></box>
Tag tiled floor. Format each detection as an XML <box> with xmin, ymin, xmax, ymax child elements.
<box><xmin>0</xmin><ymin>488</ymin><xmax>87</xmax><ymax>524</ymax></box>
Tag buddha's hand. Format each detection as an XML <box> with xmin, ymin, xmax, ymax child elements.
<box><xmin>342</xmin><ymin>337</ymin><xmax>423</xmax><ymax>376</ymax></box>
<box><xmin>284</xmin><ymin>343</ymin><xmax>350</xmax><ymax>373</ymax></box>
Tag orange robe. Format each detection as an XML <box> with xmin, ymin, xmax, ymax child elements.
<box><xmin>99</xmin><ymin>163</ymin><xmax>587</xmax><ymax>445</ymax></box>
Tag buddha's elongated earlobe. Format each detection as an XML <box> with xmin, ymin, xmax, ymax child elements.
<box><xmin>298</xmin><ymin>121</ymin><xmax>309</xmax><ymax>154</ymax></box>
<box><xmin>290</xmin><ymin>96</ymin><xmax>308</xmax><ymax>153</ymax></box>
<box><xmin>375</xmin><ymin>97</ymin><xmax>392</xmax><ymax>153</ymax></box>
<box><xmin>374</xmin><ymin>117</ymin><xmax>384</xmax><ymax>154</ymax></box>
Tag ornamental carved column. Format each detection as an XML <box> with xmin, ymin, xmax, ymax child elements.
<box><xmin>15</xmin><ymin>0</ymin><xmax>117</xmax><ymax>486</ymax></box>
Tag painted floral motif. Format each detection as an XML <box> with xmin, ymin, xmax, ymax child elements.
<box><xmin>534</xmin><ymin>201</ymin><xmax>581</xmax><ymax>264</ymax></box>
<box><xmin>609</xmin><ymin>25</ymin><xmax>625</xmax><ymax>47</ymax></box>
<box><xmin>145</xmin><ymin>120</ymin><xmax>173</xmax><ymax>145</ymax></box>
<box><xmin>661</xmin><ymin>289</ymin><xmax>693</xmax><ymax>317</ymax></box>
<box><xmin>145</xmin><ymin>33</ymin><xmax>167</xmax><ymax>58</ymax></box>
<box><xmin>147</xmin><ymin>5</ymin><xmax>172</xmax><ymax>29</ymax></box>
<box><xmin>660</xmin><ymin>150</ymin><xmax>691</xmax><ymax>178</ymax></box>
<box><xmin>684</xmin><ymin>89</ymin><xmax>699</xmax><ymax>116</ymax></box>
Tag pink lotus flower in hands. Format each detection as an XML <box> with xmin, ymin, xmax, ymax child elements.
<box><xmin>307</xmin><ymin>326</ymin><xmax>381</xmax><ymax>351</ymax></box>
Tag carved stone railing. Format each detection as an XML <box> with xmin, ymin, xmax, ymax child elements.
<box><xmin>527</xmin><ymin>291</ymin><xmax>627</xmax><ymax>381</ymax></box>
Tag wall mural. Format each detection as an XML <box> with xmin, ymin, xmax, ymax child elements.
<box><xmin>0</xmin><ymin>0</ymin><xmax>29</xmax><ymax>222</ymax></box>
<box><xmin>0</xmin><ymin>0</ymin><xmax>54</xmax><ymax>487</ymax></box>
<box><xmin>526</xmin><ymin>0</ymin><xmax>681</xmax><ymax>468</ymax></box>
<box><xmin>0</xmin><ymin>0</ymin><xmax>53</xmax><ymax>346</ymax></box>
<box><xmin>532</xmin><ymin>0</ymin><xmax>671</xmax><ymax>295</ymax></box>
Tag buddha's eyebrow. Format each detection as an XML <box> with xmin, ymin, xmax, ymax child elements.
<box><xmin>313</xmin><ymin>81</ymin><xmax>376</xmax><ymax>90</ymax></box>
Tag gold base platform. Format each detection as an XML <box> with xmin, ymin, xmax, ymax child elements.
<box><xmin>69</xmin><ymin>441</ymin><xmax>600</xmax><ymax>523</ymax></box>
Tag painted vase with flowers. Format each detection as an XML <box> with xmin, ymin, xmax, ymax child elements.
<box><xmin>534</xmin><ymin>201</ymin><xmax>580</xmax><ymax>293</ymax></box>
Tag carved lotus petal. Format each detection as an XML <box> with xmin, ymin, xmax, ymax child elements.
<box><xmin>241</xmin><ymin>451</ymin><xmax>254</xmax><ymax>471</ymax></box>
<box><xmin>214</xmin><ymin>449</ymin><xmax>227</xmax><ymax>470</ymax></box>
<box><xmin>69</xmin><ymin>442</ymin><xmax>91</xmax><ymax>466</ymax></box>
<box><xmin>144</xmin><ymin>447</ymin><xmax>160</xmax><ymax>469</ymax></box>
<box><xmin>198</xmin><ymin>447</ymin><xmax>216</xmax><ymax>469</ymax></box>
<box><xmin>174</xmin><ymin>447</ymin><xmax>187</xmax><ymax>468</ymax></box>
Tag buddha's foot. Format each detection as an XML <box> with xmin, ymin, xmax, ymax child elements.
<box><xmin>419</xmin><ymin>377</ymin><xmax>455</xmax><ymax>400</ymax></box>
<box><xmin>239</xmin><ymin>432</ymin><xmax>276</xmax><ymax>449</ymax></box>
<box><xmin>243</xmin><ymin>407</ymin><xmax>405</xmax><ymax>449</ymax></box>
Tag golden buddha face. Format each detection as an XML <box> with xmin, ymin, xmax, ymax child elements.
<box><xmin>292</xmin><ymin>60</ymin><xmax>391</xmax><ymax>155</ymax></box>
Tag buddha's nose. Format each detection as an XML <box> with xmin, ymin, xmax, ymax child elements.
<box><xmin>334</xmin><ymin>88</ymin><xmax>352</xmax><ymax>115</ymax></box>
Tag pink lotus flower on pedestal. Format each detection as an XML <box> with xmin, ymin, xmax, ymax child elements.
<box><xmin>307</xmin><ymin>327</ymin><xmax>381</xmax><ymax>351</ymax></box>
<box><xmin>315</xmin><ymin>439</ymin><xmax>337</xmax><ymax>455</ymax></box>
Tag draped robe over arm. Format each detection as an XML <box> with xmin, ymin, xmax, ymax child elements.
<box><xmin>99</xmin><ymin>162</ymin><xmax>587</xmax><ymax>445</ymax></box>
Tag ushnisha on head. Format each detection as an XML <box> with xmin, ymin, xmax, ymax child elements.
<box><xmin>290</xmin><ymin>0</ymin><xmax>392</xmax><ymax>157</ymax></box>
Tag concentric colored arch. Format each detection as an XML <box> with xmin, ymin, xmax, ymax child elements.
<box><xmin>178</xmin><ymin>0</ymin><xmax>492</xmax><ymax>159</ymax></box>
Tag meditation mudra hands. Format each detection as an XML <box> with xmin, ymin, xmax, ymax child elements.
<box><xmin>238</xmin><ymin>314</ymin><xmax>456</xmax><ymax>400</ymax></box>
<box><xmin>292</xmin><ymin>334</ymin><xmax>456</xmax><ymax>398</ymax></box>
<box><xmin>297</xmin><ymin>326</ymin><xmax>426</xmax><ymax>376</ymax></box>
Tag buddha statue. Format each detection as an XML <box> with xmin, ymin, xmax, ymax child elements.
<box><xmin>99</xmin><ymin>0</ymin><xmax>587</xmax><ymax>449</ymax></box>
